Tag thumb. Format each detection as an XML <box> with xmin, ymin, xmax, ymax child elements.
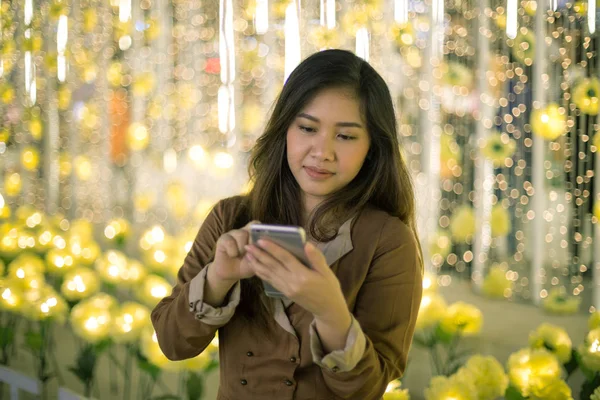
<box><xmin>305</xmin><ymin>242</ymin><xmax>327</xmax><ymax>272</ymax></box>
<box><xmin>243</xmin><ymin>220</ymin><xmax>261</xmax><ymax>231</ymax></box>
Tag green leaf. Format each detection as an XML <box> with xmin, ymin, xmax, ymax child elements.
<box><xmin>24</xmin><ymin>330</ymin><xmax>43</xmax><ymax>352</ymax></box>
<box><xmin>564</xmin><ymin>349</ymin><xmax>579</xmax><ymax>378</ymax></box>
<box><xmin>149</xmin><ymin>396</ymin><xmax>180</xmax><ymax>400</ymax></box>
<box><xmin>504</xmin><ymin>385</ymin><xmax>528</xmax><ymax>400</ymax></box>
<box><xmin>68</xmin><ymin>344</ymin><xmax>98</xmax><ymax>385</ymax></box>
<box><xmin>434</xmin><ymin>324</ymin><xmax>455</xmax><ymax>345</ymax></box>
<box><xmin>0</xmin><ymin>326</ymin><xmax>15</xmax><ymax>348</ymax></box>
<box><xmin>136</xmin><ymin>351</ymin><xmax>161</xmax><ymax>381</ymax></box>
<box><xmin>204</xmin><ymin>359</ymin><xmax>219</xmax><ymax>374</ymax></box>
<box><xmin>575</xmin><ymin>349</ymin><xmax>597</xmax><ymax>382</ymax></box>
<box><xmin>580</xmin><ymin>374</ymin><xmax>600</xmax><ymax>400</ymax></box>
<box><xmin>186</xmin><ymin>371</ymin><xmax>204</xmax><ymax>400</ymax></box>
<box><xmin>93</xmin><ymin>338</ymin><xmax>113</xmax><ymax>354</ymax></box>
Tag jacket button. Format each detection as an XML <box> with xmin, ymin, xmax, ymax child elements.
<box><xmin>246</xmin><ymin>351</ymin><xmax>254</xmax><ymax>357</ymax></box>
<box><xmin>290</xmin><ymin>357</ymin><xmax>297</xmax><ymax>363</ymax></box>
<box><xmin>241</xmin><ymin>379</ymin><xmax>248</xmax><ymax>385</ymax></box>
<box><xmin>284</xmin><ymin>379</ymin><xmax>293</xmax><ymax>386</ymax></box>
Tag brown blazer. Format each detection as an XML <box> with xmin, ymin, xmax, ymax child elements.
<box><xmin>151</xmin><ymin>196</ymin><xmax>423</xmax><ymax>400</ymax></box>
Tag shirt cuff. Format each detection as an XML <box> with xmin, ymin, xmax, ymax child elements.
<box><xmin>309</xmin><ymin>314</ymin><xmax>366</xmax><ymax>373</ymax></box>
<box><xmin>188</xmin><ymin>263</ymin><xmax>241</xmax><ymax>326</ymax></box>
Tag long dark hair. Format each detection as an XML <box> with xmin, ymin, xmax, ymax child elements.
<box><xmin>239</xmin><ymin>49</ymin><xmax>422</xmax><ymax>331</ymax></box>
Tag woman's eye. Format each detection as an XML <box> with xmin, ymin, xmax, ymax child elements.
<box><xmin>299</xmin><ymin>126</ymin><xmax>316</xmax><ymax>133</ymax></box>
<box><xmin>338</xmin><ymin>134</ymin><xmax>355</xmax><ymax>141</ymax></box>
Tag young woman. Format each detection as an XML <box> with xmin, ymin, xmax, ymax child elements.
<box><xmin>151</xmin><ymin>49</ymin><xmax>423</xmax><ymax>400</ymax></box>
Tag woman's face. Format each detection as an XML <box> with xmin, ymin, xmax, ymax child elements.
<box><xmin>286</xmin><ymin>87</ymin><xmax>371</xmax><ymax>213</ymax></box>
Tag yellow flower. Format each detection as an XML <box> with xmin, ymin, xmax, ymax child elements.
<box><xmin>511</xmin><ymin>29</ymin><xmax>535</xmax><ymax>66</ymax></box>
<box><xmin>58</xmin><ymin>86</ymin><xmax>72</xmax><ymax>110</ymax></box>
<box><xmin>1</xmin><ymin>83</ymin><xmax>15</xmax><ymax>104</ymax></box>
<box><xmin>523</xmin><ymin>0</ymin><xmax>537</xmax><ymax>15</ymax></box>
<box><xmin>543</xmin><ymin>287</ymin><xmax>581</xmax><ymax>315</ymax></box>
<box><xmin>482</xmin><ymin>264</ymin><xmax>513</xmax><ymax>299</ymax></box>
<box><xmin>441</xmin><ymin>61</ymin><xmax>474</xmax><ymax>91</ymax></box>
<box><xmin>70</xmin><ymin>300</ymin><xmax>112</xmax><ymax>343</ymax></box>
<box><xmin>22</xmin><ymin>284</ymin><xmax>67</xmax><ymax>323</ymax></box>
<box><xmin>7</xmin><ymin>254</ymin><xmax>45</xmax><ymax>290</ymax></box>
<box><xmin>74</xmin><ymin>155</ymin><xmax>92</xmax><ymax>181</ymax></box>
<box><xmin>0</xmin><ymin>128</ymin><xmax>10</xmax><ymax>143</ymax></box>
<box><xmin>95</xmin><ymin>250</ymin><xmax>130</xmax><ymax>285</ymax></box>
<box><xmin>69</xmin><ymin>219</ymin><xmax>94</xmax><ymax>241</ymax></box>
<box><xmin>0</xmin><ymin>203</ymin><xmax>9</xmax><ymax>220</ymax></box>
<box><xmin>416</xmin><ymin>293</ymin><xmax>447</xmax><ymax>331</ymax></box>
<box><xmin>572</xmin><ymin>77</ymin><xmax>599</xmax><ymax>115</ymax></box>
<box><xmin>60</xmin><ymin>268</ymin><xmax>100</xmax><ymax>302</ymax></box>
<box><xmin>481</xmin><ymin>133</ymin><xmax>516</xmax><ymax>167</ymax></box>
<box><xmin>439</xmin><ymin>302</ymin><xmax>483</xmax><ymax>337</ymax></box>
<box><xmin>424</xmin><ymin>374</ymin><xmax>477</xmax><ymax>400</ymax></box>
<box><xmin>85</xmin><ymin>293</ymin><xmax>119</xmax><ymax>312</ymax></box>
<box><xmin>384</xmin><ymin>380</ymin><xmax>410</xmax><ymax>400</ymax></box>
<box><xmin>104</xmin><ymin>218</ymin><xmax>131</xmax><ymax>243</ymax></box>
<box><xmin>140</xmin><ymin>326</ymin><xmax>178</xmax><ymax>370</ymax></box>
<box><xmin>529</xmin><ymin>378</ymin><xmax>572</xmax><ymax>400</ymax></box>
<box><xmin>142</xmin><ymin>237</ymin><xmax>178</xmax><ymax>274</ymax></box>
<box><xmin>456</xmin><ymin>355</ymin><xmax>508</xmax><ymax>400</ymax></box>
<box><xmin>450</xmin><ymin>206</ymin><xmax>475</xmax><ymax>243</ymax></box>
<box><xmin>107</xmin><ymin>62</ymin><xmax>122</xmax><ymax>87</ymax></box>
<box><xmin>46</xmin><ymin>248</ymin><xmax>75</xmax><ymax>275</ymax></box>
<box><xmin>591</xmin><ymin>387</ymin><xmax>600</xmax><ymax>400</ymax></box>
<box><xmin>422</xmin><ymin>272</ymin><xmax>438</xmax><ymax>294</ymax></box>
<box><xmin>145</xmin><ymin>18</ymin><xmax>161</xmax><ymax>41</ymax></box>
<box><xmin>132</xmin><ymin>72</ymin><xmax>155</xmax><ymax>97</ymax></box>
<box><xmin>341</xmin><ymin>10</ymin><xmax>370</xmax><ymax>36</ymax></box>
<box><xmin>594</xmin><ymin>201</ymin><xmax>600</xmax><ymax>222</ymax></box>
<box><xmin>111</xmin><ymin>302</ymin><xmax>151</xmax><ymax>344</ymax></box>
<box><xmin>309</xmin><ymin>26</ymin><xmax>341</xmax><ymax>49</ymax></box>
<box><xmin>4</xmin><ymin>173</ymin><xmax>21</xmax><ymax>196</ymax></box>
<box><xmin>122</xmin><ymin>260</ymin><xmax>147</xmax><ymax>286</ymax></box>
<box><xmin>82</xmin><ymin>9</ymin><xmax>97</xmax><ymax>33</ymax></box>
<box><xmin>0</xmin><ymin>280</ymin><xmax>23</xmax><ymax>312</ymax></box>
<box><xmin>390</xmin><ymin>22</ymin><xmax>415</xmax><ymax>48</ymax></box>
<box><xmin>578</xmin><ymin>328</ymin><xmax>600</xmax><ymax>372</ymax></box>
<box><xmin>429</xmin><ymin>230</ymin><xmax>451</xmax><ymax>264</ymax></box>
<box><xmin>507</xmin><ymin>348</ymin><xmax>562</xmax><ymax>397</ymax></box>
<box><xmin>135</xmin><ymin>275</ymin><xmax>172</xmax><ymax>308</ymax></box>
<box><xmin>529</xmin><ymin>323</ymin><xmax>572</xmax><ymax>364</ymax></box>
<box><xmin>530</xmin><ymin>103</ymin><xmax>567</xmax><ymax>141</ymax></box>
<box><xmin>28</xmin><ymin>118</ymin><xmax>43</xmax><ymax>140</ymax></box>
<box><xmin>126</xmin><ymin>122</ymin><xmax>150</xmax><ymax>151</ymax></box>
<box><xmin>491</xmin><ymin>204</ymin><xmax>511</xmax><ymax>238</ymax></box>
<box><xmin>589</xmin><ymin>311</ymin><xmax>600</xmax><ymax>330</ymax></box>
<box><xmin>69</xmin><ymin>238</ymin><xmax>100</xmax><ymax>266</ymax></box>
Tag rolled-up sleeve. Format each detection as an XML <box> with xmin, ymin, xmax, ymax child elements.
<box><xmin>188</xmin><ymin>264</ymin><xmax>241</xmax><ymax>325</ymax></box>
<box><xmin>151</xmin><ymin>199</ymin><xmax>235</xmax><ymax>361</ymax></box>
<box><xmin>317</xmin><ymin>217</ymin><xmax>423</xmax><ymax>399</ymax></box>
<box><xmin>309</xmin><ymin>315</ymin><xmax>366</xmax><ymax>372</ymax></box>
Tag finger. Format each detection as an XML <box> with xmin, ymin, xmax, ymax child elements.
<box><xmin>304</xmin><ymin>242</ymin><xmax>328</xmax><ymax>273</ymax></box>
<box><xmin>244</xmin><ymin>251</ymin><xmax>279</xmax><ymax>289</ymax></box>
<box><xmin>219</xmin><ymin>234</ymin><xmax>240</xmax><ymax>258</ymax></box>
<box><xmin>254</xmin><ymin>240</ymin><xmax>299</xmax><ymax>271</ymax></box>
<box><xmin>243</xmin><ymin>220</ymin><xmax>261</xmax><ymax>232</ymax></box>
<box><xmin>229</xmin><ymin>229</ymin><xmax>250</xmax><ymax>254</ymax></box>
<box><xmin>245</xmin><ymin>244</ymin><xmax>289</xmax><ymax>273</ymax></box>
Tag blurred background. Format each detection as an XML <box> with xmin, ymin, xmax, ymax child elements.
<box><xmin>0</xmin><ymin>0</ymin><xmax>599</xmax><ymax>398</ymax></box>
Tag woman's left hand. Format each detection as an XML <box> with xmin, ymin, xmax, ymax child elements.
<box><xmin>244</xmin><ymin>240</ymin><xmax>349</xmax><ymax>323</ymax></box>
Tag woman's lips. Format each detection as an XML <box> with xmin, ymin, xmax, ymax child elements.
<box><xmin>304</xmin><ymin>166</ymin><xmax>334</xmax><ymax>179</ymax></box>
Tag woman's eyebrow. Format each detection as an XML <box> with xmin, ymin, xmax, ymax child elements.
<box><xmin>297</xmin><ymin>113</ymin><xmax>363</xmax><ymax>129</ymax></box>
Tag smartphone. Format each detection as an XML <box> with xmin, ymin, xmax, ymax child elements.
<box><xmin>249</xmin><ymin>223</ymin><xmax>310</xmax><ymax>298</ymax></box>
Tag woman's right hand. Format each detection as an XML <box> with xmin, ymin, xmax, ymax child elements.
<box><xmin>211</xmin><ymin>221</ymin><xmax>259</xmax><ymax>283</ymax></box>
